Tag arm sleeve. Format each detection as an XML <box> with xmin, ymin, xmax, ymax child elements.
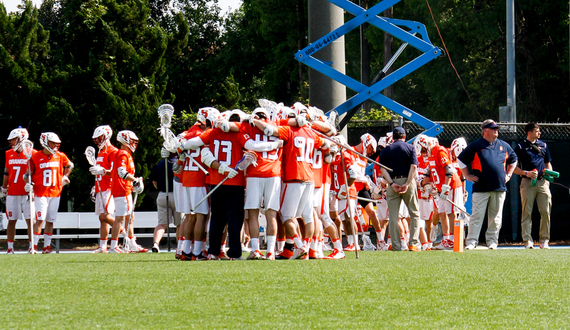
<box><xmin>183</xmin><ymin>136</ymin><xmax>205</xmax><ymax>150</ymax></box>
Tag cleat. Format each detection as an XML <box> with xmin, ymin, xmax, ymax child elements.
<box><xmin>434</xmin><ymin>240</ymin><xmax>451</xmax><ymax>250</ymax></box>
<box><xmin>93</xmin><ymin>247</ymin><xmax>108</xmax><ymax>254</ymax></box>
<box><xmin>6</xmin><ymin>248</ymin><xmax>14</xmax><ymax>255</ymax></box>
<box><xmin>322</xmin><ymin>242</ymin><xmax>333</xmax><ymax>251</ymax></box>
<box><xmin>488</xmin><ymin>243</ymin><xmax>498</xmax><ymax>250</ymax></box>
<box><xmin>179</xmin><ymin>251</ymin><xmax>193</xmax><ymax>261</ymax></box>
<box><xmin>109</xmin><ymin>247</ymin><xmax>124</xmax><ymax>253</ymax></box>
<box><xmin>377</xmin><ymin>242</ymin><xmax>389</xmax><ymax>251</ymax></box>
<box><xmin>343</xmin><ymin>243</ymin><xmax>355</xmax><ymax>252</ymax></box>
<box><xmin>42</xmin><ymin>246</ymin><xmax>53</xmax><ymax>254</ymax></box>
<box><xmin>539</xmin><ymin>241</ymin><xmax>550</xmax><ymax>250</ymax></box>
<box><xmin>265</xmin><ymin>252</ymin><xmax>275</xmax><ymax>260</ymax></box>
<box><xmin>525</xmin><ymin>241</ymin><xmax>534</xmax><ymax>249</ymax></box>
<box><xmin>152</xmin><ymin>243</ymin><xmax>160</xmax><ymax>253</ymax></box>
<box><xmin>308</xmin><ymin>249</ymin><xmax>319</xmax><ymax>259</ymax></box>
<box><xmin>388</xmin><ymin>245</ymin><xmax>392</xmax><ymax>251</ymax></box>
<box><xmin>28</xmin><ymin>248</ymin><xmax>37</xmax><ymax>254</ymax></box>
<box><xmin>217</xmin><ymin>251</ymin><xmax>229</xmax><ymax>260</ymax></box>
<box><xmin>323</xmin><ymin>248</ymin><xmax>345</xmax><ymax>259</ymax></box>
<box><xmin>408</xmin><ymin>245</ymin><xmax>421</xmax><ymax>252</ymax></box>
<box><xmin>275</xmin><ymin>249</ymin><xmax>293</xmax><ymax>260</ymax></box>
<box><xmin>290</xmin><ymin>248</ymin><xmax>308</xmax><ymax>260</ymax></box>
<box><xmin>129</xmin><ymin>243</ymin><xmax>149</xmax><ymax>253</ymax></box>
<box><xmin>175</xmin><ymin>249</ymin><xmax>181</xmax><ymax>259</ymax></box>
<box><xmin>465</xmin><ymin>243</ymin><xmax>476</xmax><ymax>250</ymax></box>
<box><xmin>193</xmin><ymin>253</ymin><xmax>209</xmax><ymax>261</ymax></box>
<box><xmin>206</xmin><ymin>254</ymin><xmax>219</xmax><ymax>260</ymax></box>
<box><xmin>362</xmin><ymin>235</ymin><xmax>376</xmax><ymax>251</ymax></box>
<box><xmin>246</xmin><ymin>250</ymin><xmax>266</xmax><ymax>260</ymax></box>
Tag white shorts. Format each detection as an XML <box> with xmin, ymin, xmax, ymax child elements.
<box><xmin>338</xmin><ymin>197</ymin><xmax>357</xmax><ymax>221</ymax></box>
<box><xmin>418</xmin><ymin>198</ymin><xmax>434</xmax><ymax>221</ymax></box>
<box><xmin>375</xmin><ymin>199</ymin><xmax>388</xmax><ymax>220</ymax></box>
<box><xmin>35</xmin><ymin>196</ymin><xmax>61</xmax><ymax>222</ymax></box>
<box><xmin>329</xmin><ymin>193</ymin><xmax>339</xmax><ymax>213</ymax></box>
<box><xmin>399</xmin><ymin>200</ymin><xmax>409</xmax><ymax>218</ymax></box>
<box><xmin>436</xmin><ymin>186</ymin><xmax>464</xmax><ymax>215</ymax></box>
<box><xmin>173</xmin><ymin>181</ymin><xmax>184</xmax><ymax>213</ymax></box>
<box><xmin>280</xmin><ymin>182</ymin><xmax>314</xmax><ymax>224</ymax></box>
<box><xmin>114</xmin><ymin>195</ymin><xmax>133</xmax><ymax>217</ymax></box>
<box><xmin>245</xmin><ymin>177</ymin><xmax>281</xmax><ymax>211</ymax></box>
<box><xmin>6</xmin><ymin>195</ymin><xmax>31</xmax><ymax>220</ymax></box>
<box><xmin>179</xmin><ymin>186</ymin><xmax>209</xmax><ymax>215</ymax></box>
<box><xmin>94</xmin><ymin>190</ymin><xmax>115</xmax><ymax>216</ymax></box>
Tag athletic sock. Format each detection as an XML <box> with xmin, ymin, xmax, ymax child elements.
<box><xmin>332</xmin><ymin>238</ymin><xmax>342</xmax><ymax>250</ymax></box>
<box><xmin>33</xmin><ymin>232</ymin><xmax>41</xmax><ymax>246</ymax></box>
<box><xmin>266</xmin><ymin>235</ymin><xmax>276</xmax><ymax>255</ymax></box>
<box><xmin>120</xmin><ymin>229</ymin><xmax>127</xmax><ymax>239</ymax></box>
<box><xmin>29</xmin><ymin>240</ymin><xmax>33</xmax><ymax>250</ymax></box>
<box><xmin>310</xmin><ymin>236</ymin><xmax>318</xmax><ymax>250</ymax></box>
<box><xmin>303</xmin><ymin>237</ymin><xmax>311</xmax><ymax>251</ymax></box>
<box><xmin>110</xmin><ymin>239</ymin><xmax>118</xmax><ymax>249</ymax></box>
<box><xmin>293</xmin><ymin>235</ymin><xmax>304</xmax><ymax>249</ymax></box>
<box><xmin>177</xmin><ymin>237</ymin><xmax>184</xmax><ymax>251</ymax></box>
<box><xmin>183</xmin><ymin>240</ymin><xmax>192</xmax><ymax>254</ymax></box>
<box><xmin>449</xmin><ymin>234</ymin><xmax>454</xmax><ymax>242</ymax></box>
<box><xmin>44</xmin><ymin>233</ymin><xmax>52</xmax><ymax>248</ymax></box>
<box><xmin>193</xmin><ymin>240</ymin><xmax>202</xmax><ymax>256</ymax></box>
<box><xmin>347</xmin><ymin>235</ymin><xmax>354</xmax><ymax>245</ymax></box>
<box><xmin>277</xmin><ymin>238</ymin><xmax>285</xmax><ymax>251</ymax></box>
<box><xmin>7</xmin><ymin>240</ymin><xmax>14</xmax><ymax>250</ymax></box>
<box><xmin>323</xmin><ymin>234</ymin><xmax>330</xmax><ymax>244</ymax></box>
<box><xmin>129</xmin><ymin>237</ymin><xmax>137</xmax><ymax>247</ymax></box>
<box><xmin>251</xmin><ymin>238</ymin><xmax>259</xmax><ymax>251</ymax></box>
<box><xmin>99</xmin><ymin>239</ymin><xmax>108</xmax><ymax>249</ymax></box>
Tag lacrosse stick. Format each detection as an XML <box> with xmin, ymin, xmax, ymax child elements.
<box><xmin>312</xmin><ymin>129</ymin><xmax>393</xmax><ymax>172</ymax></box>
<box><xmin>429</xmin><ymin>189</ymin><xmax>471</xmax><ymax>217</ymax></box>
<box><xmin>158</xmin><ymin>104</ymin><xmax>176</xmax><ymax>251</ymax></box>
<box><xmin>22</xmin><ymin>140</ymin><xmax>35</xmax><ymax>249</ymax></box>
<box><xmin>339</xmin><ymin>149</ymin><xmax>359</xmax><ymax>259</ymax></box>
<box><xmin>123</xmin><ymin>192</ymin><xmax>139</xmax><ymax>251</ymax></box>
<box><xmin>191</xmin><ymin>152</ymin><xmax>258</xmax><ymax>212</ymax></box>
<box><xmin>84</xmin><ymin>146</ymin><xmax>105</xmax><ymax>213</ymax></box>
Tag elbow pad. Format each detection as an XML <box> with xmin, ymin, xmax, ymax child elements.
<box><xmin>444</xmin><ymin>165</ymin><xmax>456</xmax><ymax>177</ymax></box>
<box><xmin>200</xmin><ymin>148</ymin><xmax>216</xmax><ymax>168</ymax></box>
<box><xmin>324</xmin><ymin>154</ymin><xmax>333</xmax><ymax>164</ymax></box>
<box><xmin>117</xmin><ymin>166</ymin><xmax>129</xmax><ymax>180</ymax></box>
<box><xmin>183</xmin><ymin>137</ymin><xmax>204</xmax><ymax>150</ymax></box>
<box><xmin>173</xmin><ymin>162</ymin><xmax>183</xmax><ymax>174</ymax></box>
<box><xmin>347</xmin><ymin>164</ymin><xmax>360</xmax><ymax>179</ymax></box>
<box><xmin>264</xmin><ymin>125</ymin><xmax>278</xmax><ymax>137</ymax></box>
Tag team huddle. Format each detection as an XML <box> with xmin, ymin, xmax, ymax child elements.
<box><xmin>2</xmin><ymin>101</ymin><xmax>470</xmax><ymax>258</ymax></box>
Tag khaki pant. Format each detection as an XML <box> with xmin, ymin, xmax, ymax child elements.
<box><xmin>387</xmin><ymin>177</ymin><xmax>420</xmax><ymax>251</ymax></box>
<box><xmin>520</xmin><ymin>178</ymin><xmax>551</xmax><ymax>243</ymax></box>
<box><xmin>466</xmin><ymin>191</ymin><xmax>506</xmax><ymax>246</ymax></box>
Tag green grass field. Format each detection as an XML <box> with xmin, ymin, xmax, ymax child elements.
<box><xmin>1</xmin><ymin>250</ymin><xmax>569</xmax><ymax>329</ymax></box>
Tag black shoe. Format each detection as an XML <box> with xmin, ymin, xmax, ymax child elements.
<box><xmin>152</xmin><ymin>244</ymin><xmax>159</xmax><ymax>253</ymax></box>
<box><xmin>179</xmin><ymin>251</ymin><xmax>193</xmax><ymax>261</ymax></box>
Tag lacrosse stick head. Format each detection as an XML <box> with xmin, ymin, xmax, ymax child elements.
<box><xmin>162</xmin><ymin>129</ymin><xmax>178</xmax><ymax>153</ymax></box>
<box><xmin>8</xmin><ymin>128</ymin><xmax>29</xmax><ymax>152</ymax></box>
<box><xmin>21</xmin><ymin>139</ymin><xmax>34</xmax><ymax>160</ymax></box>
<box><xmin>236</xmin><ymin>151</ymin><xmax>258</xmax><ymax>171</ymax></box>
<box><xmin>158</xmin><ymin>104</ymin><xmax>175</xmax><ymax>128</ymax></box>
<box><xmin>84</xmin><ymin>146</ymin><xmax>97</xmax><ymax>166</ymax></box>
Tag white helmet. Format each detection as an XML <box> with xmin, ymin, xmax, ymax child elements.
<box><xmin>291</xmin><ymin>102</ymin><xmax>309</xmax><ymax>117</ymax></box>
<box><xmin>92</xmin><ymin>125</ymin><xmax>113</xmax><ymax>150</ymax></box>
<box><xmin>385</xmin><ymin>132</ymin><xmax>394</xmax><ymax>145</ymax></box>
<box><xmin>451</xmin><ymin>137</ymin><xmax>467</xmax><ymax>158</ymax></box>
<box><xmin>230</xmin><ymin>109</ymin><xmax>247</xmax><ymax>122</ymax></box>
<box><xmin>7</xmin><ymin>128</ymin><xmax>29</xmax><ymax>151</ymax></box>
<box><xmin>416</xmin><ymin>134</ymin><xmax>438</xmax><ymax>154</ymax></box>
<box><xmin>206</xmin><ymin>109</ymin><xmax>221</xmax><ymax>128</ymax></box>
<box><xmin>360</xmin><ymin>133</ymin><xmax>377</xmax><ymax>154</ymax></box>
<box><xmin>117</xmin><ymin>130</ymin><xmax>139</xmax><ymax>152</ymax></box>
<box><xmin>252</xmin><ymin>107</ymin><xmax>269</xmax><ymax>120</ymax></box>
<box><xmin>412</xmin><ymin>138</ymin><xmax>422</xmax><ymax>156</ymax></box>
<box><xmin>197</xmin><ymin>107</ymin><xmax>216</xmax><ymax>124</ymax></box>
<box><xmin>39</xmin><ymin>132</ymin><xmax>61</xmax><ymax>155</ymax></box>
<box><xmin>378</xmin><ymin>136</ymin><xmax>387</xmax><ymax>149</ymax></box>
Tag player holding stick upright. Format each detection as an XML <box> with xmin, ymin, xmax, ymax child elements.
<box><xmin>88</xmin><ymin>125</ymin><xmax>119</xmax><ymax>253</ymax></box>
<box><xmin>26</xmin><ymin>132</ymin><xmax>74</xmax><ymax>254</ymax></box>
<box><xmin>109</xmin><ymin>130</ymin><xmax>146</xmax><ymax>253</ymax></box>
<box><xmin>3</xmin><ymin>128</ymin><xmax>36</xmax><ymax>254</ymax></box>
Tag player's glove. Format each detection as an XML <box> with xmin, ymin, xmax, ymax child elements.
<box><xmin>296</xmin><ymin>113</ymin><xmax>309</xmax><ymax>127</ymax></box>
<box><xmin>218</xmin><ymin>164</ymin><xmax>238</xmax><ymax>179</ymax></box>
<box><xmin>338</xmin><ymin>185</ymin><xmax>348</xmax><ymax>200</ymax></box>
<box><xmin>463</xmin><ymin>190</ymin><xmax>468</xmax><ymax>204</ymax></box>
<box><xmin>0</xmin><ymin>187</ymin><xmax>7</xmax><ymax>199</ymax></box>
<box><xmin>219</xmin><ymin>120</ymin><xmax>231</xmax><ymax>133</ymax></box>
<box><xmin>161</xmin><ymin>147</ymin><xmax>170</xmax><ymax>159</ymax></box>
<box><xmin>90</xmin><ymin>186</ymin><xmax>96</xmax><ymax>203</ymax></box>
<box><xmin>62</xmin><ymin>175</ymin><xmax>70</xmax><ymax>186</ymax></box>
<box><xmin>439</xmin><ymin>184</ymin><xmax>451</xmax><ymax>201</ymax></box>
<box><xmin>177</xmin><ymin>137</ymin><xmax>188</xmax><ymax>153</ymax></box>
<box><xmin>89</xmin><ymin>165</ymin><xmax>106</xmax><ymax>176</ymax></box>
<box><xmin>24</xmin><ymin>182</ymin><xmax>34</xmax><ymax>193</ymax></box>
<box><xmin>133</xmin><ymin>177</ymin><xmax>144</xmax><ymax>194</ymax></box>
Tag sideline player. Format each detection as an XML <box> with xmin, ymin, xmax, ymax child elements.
<box><xmin>26</xmin><ymin>132</ymin><xmax>74</xmax><ymax>254</ymax></box>
<box><xmin>3</xmin><ymin>128</ymin><xmax>35</xmax><ymax>253</ymax></box>
<box><xmin>88</xmin><ymin>125</ymin><xmax>119</xmax><ymax>253</ymax></box>
<box><xmin>108</xmin><ymin>130</ymin><xmax>146</xmax><ymax>253</ymax></box>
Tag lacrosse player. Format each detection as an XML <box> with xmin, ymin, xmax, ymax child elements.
<box><xmin>108</xmin><ymin>130</ymin><xmax>146</xmax><ymax>253</ymax></box>
<box><xmin>26</xmin><ymin>132</ymin><xmax>74</xmax><ymax>254</ymax></box>
<box><xmin>88</xmin><ymin>125</ymin><xmax>119</xmax><ymax>253</ymax></box>
<box><xmin>3</xmin><ymin>128</ymin><xmax>36</xmax><ymax>253</ymax></box>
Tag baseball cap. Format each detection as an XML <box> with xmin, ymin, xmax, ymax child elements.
<box><xmin>392</xmin><ymin>126</ymin><xmax>406</xmax><ymax>139</ymax></box>
<box><xmin>481</xmin><ymin>119</ymin><xmax>500</xmax><ymax>129</ymax></box>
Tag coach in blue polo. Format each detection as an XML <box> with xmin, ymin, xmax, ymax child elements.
<box><xmin>457</xmin><ymin>119</ymin><xmax>518</xmax><ymax>250</ymax></box>
<box><xmin>512</xmin><ymin>122</ymin><xmax>553</xmax><ymax>249</ymax></box>
<box><xmin>378</xmin><ymin>127</ymin><xmax>421</xmax><ymax>251</ymax></box>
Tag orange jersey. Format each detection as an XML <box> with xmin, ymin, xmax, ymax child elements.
<box><xmin>428</xmin><ymin>145</ymin><xmax>461</xmax><ymax>190</ymax></box>
<box><xmin>182</xmin><ymin>124</ymin><xmax>207</xmax><ymax>187</ymax></box>
<box><xmin>352</xmin><ymin>153</ymin><xmax>368</xmax><ymax>191</ymax></box>
<box><xmin>331</xmin><ymin>150</ymin><xmax>357</xmax><ymax>196</ymax></box>
<box><xmin>322</xmin><ymin>161</ymin><xmax>331</xmax><ymax>185</ymax></box>
<box><xmin>199</xmin><ymin>128</ymin><xmax>252</xmax><ymax>186</ymax></box>
<box><xmin>111</xmin><ymin>149</ymin><xmax>135</xmax><ymax>197</ymax></box>
<box><xmin>29</xmin><ymin>150</ymin><xmax>70</xmax><ymax>198</ymax></box>
<box><xmin>312</xmin><ymin>147</ymin><xmax>324</xmax><ymax>188</ymax></box>
<box><xmin>5</xmin><ymin>149</ymin><xmax>37</xmax><ymax>195</ymax></box>
<box><xmin>235</xmin><ymin>122</ymin><xmax>282</xmax><ymax>178</ymax></box>
<box><xmin>278</xmin><ymin>126</ymin><xmax>322</xmax><ymax>182</ymax></box>
<box><xmin>95</xmin><ymin>144</ymin><xmax>118</xmax><ymax>192</ymax></box>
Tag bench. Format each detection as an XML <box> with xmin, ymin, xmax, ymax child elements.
<box><xmin>0</xmin><ymin>212</ymin><xmax>174</xmax><ymax>253</ymax></box>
